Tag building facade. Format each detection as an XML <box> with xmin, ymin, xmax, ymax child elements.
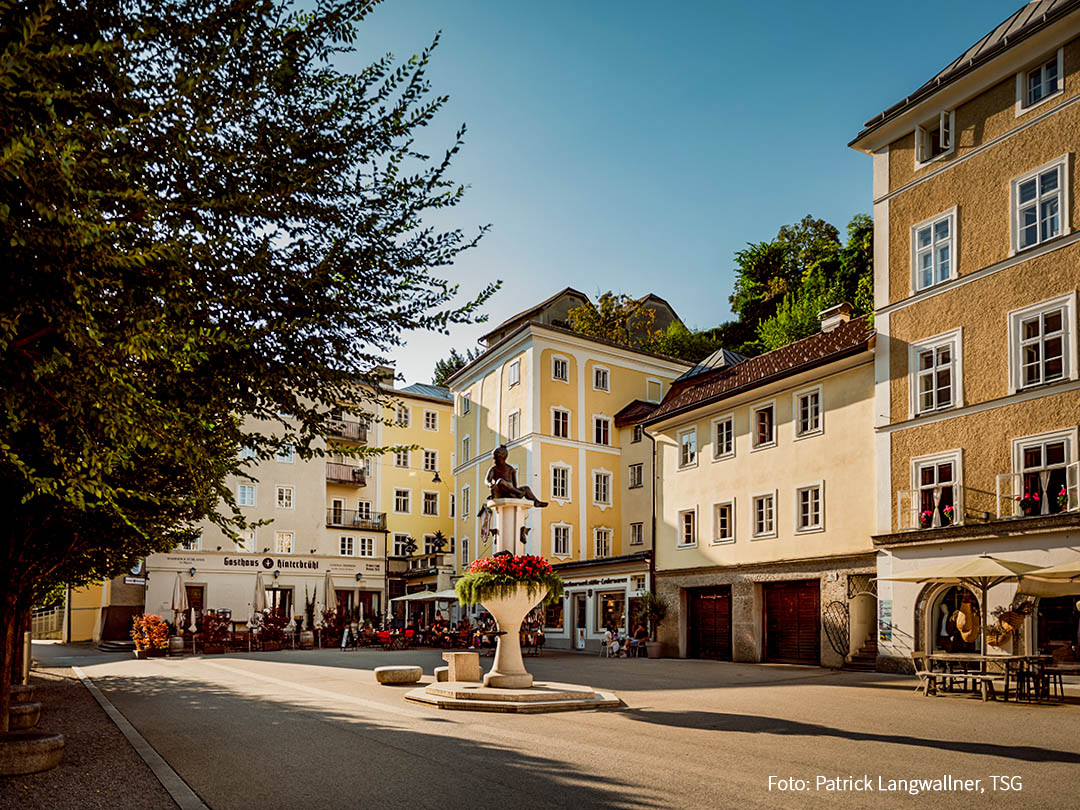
<box><xmin>646</xmin><ymin>308</ymin><xmax>878</xmax><ymax>668</ymax></box>
<box><xmin>851</xmin><ymin>0</ymin><xmax>1080</xmax><ymax>671</ymax></box>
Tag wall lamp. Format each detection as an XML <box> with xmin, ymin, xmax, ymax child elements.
<box><xmin>188</xmin><ymin>567</ymin><xmax>196</xmax><ymax>577</ymax></box>
<box><xmin>273</xmin><ymin>570</ymin><xmax>280</xmax><ymax>579</ymax></box>
<box><xmin>432</xmin><ymin>471</ymin><xmax>442</xmax><ymax>484</ymax></box>
<box><xmin>355</xmin><ymin>573</ymin><xmax>363</xmax><ymax>582</ymax></box>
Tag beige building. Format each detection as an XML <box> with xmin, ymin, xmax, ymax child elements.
<box><xmin>646</xmin><ymin>307</ymin><xmax>878</xmax><ymax>667</ymax></box>
<box><xmin>447</xmin><ymin>288</ymin><xmax>689</xmax><ymax>650</ymax></box>
<box><xmin>851</xmin><ymin>0</ymin><xmax>1080</xmax><ymax>671</ymax></box>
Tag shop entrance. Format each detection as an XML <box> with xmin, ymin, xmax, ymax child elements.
<box><xmin>764</xmin><ymin>580</ymin><xmax>820</xmax><ymax>664</ymax></box>
<box><xmin>265</xmin><ymin>587</ymin><xmax>292</xmax><ymax>618</ymax></box>
<box><xmin>687</xmin><ymin>586</ymin><xmax>732</xmax><ymax>660</ymax></box>
<box><xmin>1036</xmin><ymin>596</ymin><xmax>1079</xmax><ymax>658</ymax></box>
<box><xmin>571</xmin><ymin>593</ymin><xmax>587</xmax><ymax>649</ymax></box>
<box><xmin>930</xmin><ymin>585</ymin><xmax>979</xmax><ymax>654</ymax></box>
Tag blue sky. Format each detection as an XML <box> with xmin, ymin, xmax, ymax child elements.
<box><xmin>341</xmin><ymin>0</ymin><xmax>1025</xmax><ymax>384</ymax></box>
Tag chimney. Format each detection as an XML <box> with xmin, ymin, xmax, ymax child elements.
<box><xmin>818</xmin><ymin>302</ymin><xmax>853</xmax><ymax>333</ymax></box>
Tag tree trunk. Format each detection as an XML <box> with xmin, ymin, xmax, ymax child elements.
<box><xmin>0</xmin><ymin>591</ymin><xmax>20</xmax><ymax>733</ymax></box>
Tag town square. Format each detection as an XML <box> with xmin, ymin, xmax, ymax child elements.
<box><xmin>3</xmin><ymin>1</ymin><xmax>1080</xmax><ymax>808</ymax></box>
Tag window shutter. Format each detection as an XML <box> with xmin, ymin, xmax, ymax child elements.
<box><xmin>1068</xmin><ymin>461</ymin><xmax>1080</xmax><ymax>512</ymax></box>
<box><xmin>939</xmin><ymin>110</ymin><xmax>951</xmax><ymax>150</ymax></box>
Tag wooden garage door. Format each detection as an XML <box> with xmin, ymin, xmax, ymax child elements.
<box><xmin>688</xmin><ymin>587</ymin><xmax>732</xmax><ymax>660</ymax></box>
<box><xmin>764</xmin><ymin>580</ymin><xmax>820</xmax><ymax>664</ymax></box>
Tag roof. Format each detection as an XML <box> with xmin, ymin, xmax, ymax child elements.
<box><xmin>852</xmin><ymin>0</ymin><xmax>1080</xmax><ymax>146</ymax></box>
<box><xmin>478</xmin><ymin>286</ymin><xmax>589</xmax><ymax>343</ymax></box>
<box><xmin>675</xmin><ymin>347</ymin><xmax>749</xmax><ymax>382</ymax></box>
<box><xmin>614</xmin><ymin>399</ymin><xmax>657</xmax><ymax>428</ymax></box>
<box><xmin>396</xmin><ymin>383</ymin><xmax>452</xmax><ymax>403</ymax></box>
<box><xmin>644</xmin><ymin>316</ymin><xmax>874</xmax><ymax>425</ymax></box>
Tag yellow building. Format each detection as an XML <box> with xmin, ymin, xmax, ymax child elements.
<box><xmin>646</xmin><ymin>306</ymin><xmax>878</xmax><ymax>667</ymax></box>
<box><xmin>447</xmin><ymin>288</ymin><xmax>690</xmax><ymax>650</ymax></box>
<box><xmin>850</xmin><ymin>0</ymin><xmax>1080</xmax><ymax>671</ymax></box>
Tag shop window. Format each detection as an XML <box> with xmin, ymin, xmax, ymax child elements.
<box><xmin>1036</xmin><ymin>596</ymin><xmax>1079</xmax><ymax>655</ymax></box>
<box><xmin>596</xmin><ymin>591</ymin><xmax>626</xmax><ymax>632</ymax></box>
<box><xmin>544</xmin><ymin>599</ymin><xmax>565</xmax><ymax>631</ymax></box>
<box><xmin>931</xmin><ymin>586</ymin><xmax>980</xmax><ymax>653</ymax></box>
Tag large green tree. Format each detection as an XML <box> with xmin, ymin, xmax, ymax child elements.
<box><xmin>432</xmin><ymin>346</ymin><xmax>481</xmax><ymax>387</ymax></box>
<box><xmin>0</xmin><ymin>0</ymin><xmax>493</xmax><ymax>727</ymax></box>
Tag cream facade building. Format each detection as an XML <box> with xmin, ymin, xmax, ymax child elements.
<box><xmin>851</xmin><ymin>0</ymin><xmax>1080</xmax><ymax>671</ymax></box>
<box><xmin>447</xmin><ymin>288</ymin><xmax>689</xmax><ymax>650</ymax></box>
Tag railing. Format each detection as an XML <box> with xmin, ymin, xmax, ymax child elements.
<box><xmin>328</xmin><ymin>419</ymin><xmax>368</xmax><ymax>443</ymax></box>
<box><xmin>896</xmin><ymin>487</ymin><xmax>964</xmax><ymax>531</ymax></box>
<box><xmin>996</xmin><ymin>463</ymin><xmax>1079</xmax><ymax>519</ymax></box>
<box><xmin>31</xmin><ymin>605</ymin><xmax>63</xmax><ymax>639</ymax></box>
<box><xmin>326</xmin><ymin>462</ymin><xmax>366</xmax><ymax>486</ymax></box>
<box><xmin>325</xmin><ymin>508</ymin><xmax>386</xmax><ymax>530</ymax></box>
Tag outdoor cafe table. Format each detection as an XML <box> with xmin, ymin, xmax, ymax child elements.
<box><xmin>928</xmin><ymin>653</ymin><xmax>1050</xmax><ymax>701</ymax></box>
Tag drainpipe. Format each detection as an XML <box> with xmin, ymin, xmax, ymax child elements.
<box><xmin>644</xmin><ymin>425</ymin><xmax>658</xmax><ymax>640</ymax></box>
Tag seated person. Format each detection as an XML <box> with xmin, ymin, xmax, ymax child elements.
<box><xmin>628</xmin><ymin>623</ymin><xmax>648</xmax><ymax>655</ymax></box>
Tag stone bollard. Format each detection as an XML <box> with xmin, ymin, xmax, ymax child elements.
<box><xmin>434</xmin><ymin>666</ymin><xmax>449</xmax><ymax>682</ymax></box>
<box><xmin>442</xmin><ymin>652</ymin><xmax>482</xmax><ymax>683</ymax></box>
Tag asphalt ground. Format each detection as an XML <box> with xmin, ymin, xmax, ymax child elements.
<box><xmin>29</xmin><ymin>643</ymin><xmax>1080</xmax><ymax>810</ymax></box>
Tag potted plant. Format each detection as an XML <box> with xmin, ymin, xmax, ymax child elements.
<box><xmin>1056</xmin><ymin>485</ymin><xmax>1069</xmax><ymax>511</ymax></box>
<box><xmin>131</xmin><ymin>614</ymin><xmax>169</xmax><ymax>658</ymax></box>
<box><xmin>260</xmin><ymin>611</ymin><xmax>288</xmax><ymax>651</ymax></box>
<box><xmin>634</xmin><ymin>592</ymin><xmax>668</xmax><ymax>658</ymax></box>
<box><xmin>200</xmin><ymin>611</ymin><xmax>230</xmax><ymax>653</ymax></box>
<box><xmin>1017</xmin><ymin>491</ymin><xmax>1040</xmax><ymax>516</ymax></box>
<box><xmin>941</xmin><ymin>504</ymin><xmax>955</xmax><ymax>526</ymax></box>
<box><xmin>319</xmin><ymin>608</ymin><xmax>344</xmax><ymax>648</ymax></box>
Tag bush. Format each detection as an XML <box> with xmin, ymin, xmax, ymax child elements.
<box><xmin>455</xmin><ymin>555</ymin><xmax>564</xmax><ymax>606</ymax></box>
<box><xmin>130</xmin><ymin>614</ymin><xmax>169</xmax><ymax>650</ymax></box>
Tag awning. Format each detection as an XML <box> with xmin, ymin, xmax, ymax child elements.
<box><xmin>1018</xmin><ymin>558</ymin><xmax>1080</xmax><ymax>596</ymax></box>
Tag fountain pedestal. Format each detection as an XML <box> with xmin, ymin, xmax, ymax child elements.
<box><xmin>481</xmin><ymin>584</ymin><xmax>548</xmax><ymax>688</ymax></box>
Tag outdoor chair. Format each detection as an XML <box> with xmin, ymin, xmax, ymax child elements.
<box><xmin>910</xmin><ymin>652</ymin><xmax>937</xmax><ymax>696</ymax></box>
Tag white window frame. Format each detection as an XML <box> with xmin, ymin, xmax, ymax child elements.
<box><xmin>460</xmin><ymin>394</ymin><xmax>471</xmax><ymax>415</ymax></box>
<box><xmin>677</xmin><ymin>507</ymin><xmax>697</xmax><ymax>548</ymax></box>
<box><xmin>593</xmin><ymin>365</ymin><xmax>610</xmax><ymax>392</ymax></box>
<box><xmin>461</xmin><ymin>538</ymin><xmax>470</xmax><ymax>567</ymax></box>
<box><xmin>793</xmin><ymin>385</ymin><xmax>823</xmax><ymax>439</ymax></box>
<box><xmin>393</xmin><ymin>534</ymin><xmax>410</xmax><ymax>557</ymax></box>
<box><xmin>646</xmin><ymin>378</ymin><xmax>663</xmax><ymax>404</ymax></box>
<box><xmin>422</xmin><ymin>490</ymin><xmax>439</xmax><ymax>517</ymax></box>
<box><xmin>507</xmin><ymin>410</ymin><xmax>521</xmax><ymax>442</ymax></box>
<box><xmin>711</xmin><ymin>413</ymin><xmax>735</xmax><ymax>460</ymax></box>
<box><xmin>238</xmin><ymin>529</ymin><xmax>256</xmax><ymax>553</ymax></box>
<box><xmin>1007</xmin><ymin>292</ymin><xmax>1077</xmax><ymax>395</ymax></box>
<box><xmin>628</xmin><ymin>462</ymin><xmax>643</xmax><ymax>489</ymax></box>
<box><xmin>423</xmin><ymin>410</ymin><xmax>438</xmax><ymax>431</ymax></box>
<box><xmin>461</xmin><ymin>435</ymin><xmax>471</xmax><ymax>463</ymax></box>
<box><xmin>395</xmin><ymin>404</ymin><xmax>410</xmax><ymax>427</ymax></box>
<box><xmin>632</xmin><ymin>424</ymin><xmax>643</xmax><ymax>443</ymax></box>
<box><xmin>237</xmin><ymin>483</ymin><xmax>256</xmax><ymax>507</ymax></box>
<box><xmin>1016</xmin><ymin>48</ymin><xmax>1064</xmax><ymax>114</ymax></box>
<box><xmin>339</xmin><ymin>536</ymin><xmax>355</xmax><ymax>557</ymax></box>
<box><xmin>423</xmin><ymin>533</ymin><xmax>438</xmax><ymax>555</ymax></box>
<box><xmin>629</xmin><ymin>522</ymin><xmax>644</xmax><ymax>546</ymax></box>
<box><xmin>750</xmin><ymin>400</ymin><xmax>777</xmax><ymax>451</ymax></box>
<box><xmin>678</xmin><ymin>427</ymin><xmax>698</xmax><ymax>469</ymax></box>
<box><xmin>393</xmin><ymin>488</ymin><xmax>411</xmax><ymax>515</ymax></box>
<box><xmin>357</xmin><ymin>499</ymin><xmax>372</xmax><ymax>520</ymax></box>
<box><xmin>179</xmin><ymin>535</ymin><xmax>201</xmax><ymax>551</ymax></box>
<box><xmin>359</xmin><ymin>536</ymin><xmax>374</xmax><ymax>558</ymax></box>
<box><xmin>794</xmin><ymin>482</ymin><xmax>824</xmax><ymax>534</ymax></box>
<box><xmin>551</xmin><ymin>523</ymin><xmax>572</xmax><ymax>559</ymax></box>
<box><xmin>712</xmin><ymin>499</ymin><xmax>735</xmax><ymax>545</ymax></box>
<box><xmin>1010</xmin><ymin>154</ymin><xmax>1071</xmax><ymax>255</ymax></box>
<box><xmin>423</xmin><ymin>449</ymin><xmax>438</xmax><ymax>473</ymax></box>
<box><xmin>914</xmin><ymin>109</ymin><xmax>955</xmax><ymax>168</ymax></box>
<box><xmin>1012</xmin><ymin>427</ymin><xmax>1077</xmax><ymax>476</ymax></box>
<box><xmin>394</xmin><ymin>448</ymin><xmax>410</xmax><ymax>468</ymax></box>
<box><xmin>461</xmin><ymin>486</ymin><xmax>470</xmax><ymax>518</ymax></box>
<box><xmin>551</xmin><ymin>354</ymin><xmax>570</xmax><ymax>383</ymax></box>
<box><xmin>593</xmin><ymin>527</ymin><xmax>612</xmax><ymax>559</ymax></box>
<box><xmin>593</xmin><ymin>414</ymin><xmax>611</xmax><ymax>446</ymax></box>
<box><xmin>909</xmin><ymin>328</ymin><xmax>964</xmax><ymax>418</ymax></box>
<box><xmin>909</xmin><ymin>207</ymin><xmax>957</xmax><ymax>293</ymax></box>
<box><xmin>276</xmin><ymin>444</ymin><xmax>295</xmax><ymax>464</ymax></box>
<box><xmin>551</xmin><ymin>407</ymin><xmax>571</xmax><ymax>439</ymax></box>
<box><xmin>508</xmin><ymin>359</ymin><xmax>521</xmax><ymax>387</ymax></box>
<box><xmin>910</xmin><ymin>449</ymin><xmax>964</xmax><ymax>528</ymax></box>
<box><xmin>276</xmin><ymin>485</ymin><xmax>294</xmax><ymax>510</ymax></box>
<box><xmin>593</xmin><ymin>469</ymin><xmax>612</xmax><ymax>507</ymax></box>
<box><xmin>275</xmin><ymin>531</ymin><xmax>294</xmax><ymax>554</ymax></box>
<box><xmin>550</xmin><ymin>463</ymin><xmax>572</xmax><ymax>504</ymax></box>
<box><xmin>751</xmin><ymin>491</ymin><xmax>777</xmax><ymax>539</ymax></box>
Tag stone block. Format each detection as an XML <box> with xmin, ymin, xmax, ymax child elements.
<box><xmin>0</xmin><ymin>731</ymin><xmax>65</xmax><ymax>776</ymax></box>
<box><xmin>8</xmin><ymin>702</ymin><xmax>41</xmax><ymax>730</ymax></box>
<box><xmin>442</xmin><ymin>651</ymin><xmax>482</xmax><ymax>682</ymax></box>
<box><xmin>374</xmin><ymin>665</ymin><xmax>422</xmax><ymax>685</ymax></box>
<box><xmin>434</xmin><ymin>666</ymin><xmax>449</xmax><ymax>682</ymax></box>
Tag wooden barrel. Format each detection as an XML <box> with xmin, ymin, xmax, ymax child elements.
<box><xmin>168</xmin><ymin>636</ymin><xmax>185</xmax><ymax>656</ymax></box>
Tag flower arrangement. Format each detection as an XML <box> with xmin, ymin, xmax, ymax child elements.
<box><xmin>1057</xmin><ymin>486</ymin><xmax>1069</xmax><ymax>510</ymax></box>
<box><xmin>259</xmin><ymin>610</ymin><xmax>289</xmax><ymax>645</ymax></box>
<box><xmin>200</xmin><ymin>611</ymin><xmax>231</xmax><ymax>644</ymax></box>
<box><xmin>319</xmin><ymin>608</ymin><xmax>345</xmax><ymax>646</ymax></box>
<box><xmin>455</xmin><ymin>554</ymin><xmax>564</xmax><ymax>606</ymax></box>
<box><xmin>919</xmin><ymin>509</ymin><xmax>934</xmax><ymax>528</ymax></box>
<box><xmin>941</xmin><ymin>504</ymin><xmax>955</xmax><ymax>525</ymax></box>
<box><xmin>1017</xmin><ymin>491</ymin><xmax>1040</xmax><ymax>514</ymax></box>
<box><xmin>131</xmin><ymin>614</ymin><xmax>169</xmax><ymax>650</ymax></box>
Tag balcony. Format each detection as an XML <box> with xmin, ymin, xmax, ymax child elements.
<box><xmin>328</xmin><ymin>419</ymin><xmax>368</xmax><ymax>444</ymax></box>
<box><xmin>326</xmin><ymin>462</ymin><xmax>366</xmax><ymax>486</ymax></box>
<box><xmin>326</xmin><ymin>508</ymin><xmax>386</xmax><ymax>531</ymax></box>
<box><xmin>995</xmin><ymin>465</ymin><xmax>1079</xmax><ymax>519</ymax></box>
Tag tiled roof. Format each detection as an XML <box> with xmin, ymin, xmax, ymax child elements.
<box><xmin>398</xmin><ymin>383</ymin><xmax>452</xmax><ymax>403</ymax></box>
<box><xmin>852</xmin><ymin>0</ymin><xmax>1080</xmax><ymax>144</ymax></box>
<box><xmin>645</xmin><ymin>316</ymin><xmax>874</xmax><ymax>425</ymax></box>
<box><xmin>614</xmin><ymin>399</ymin><xmax>657</xmax><ymax>428</ymax></box>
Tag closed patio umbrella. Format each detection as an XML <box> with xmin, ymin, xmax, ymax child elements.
<box><xmin>252</xmin><ymin>571</ymin><xmax>267</xmax><ymax>618</ymax></box>
<box><xmin>324</xmin><ymin>572</ymin><xmax>337</xmax><ymax>612</ymax></box>
<box><xmin>880</xmin><ymin>554</ymin><xmax>1043</xmax><ymax>655</ymax></box>
<box><xmin>171</xmin><ymin>572</ymin><xmax>189</xmax><ymax>626</ymax></box>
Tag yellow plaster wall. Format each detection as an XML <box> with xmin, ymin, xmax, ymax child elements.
<box><xmin>539</xmin><ymin>348</ymin><xmax>577</xmax><ymax>440</ymax></box>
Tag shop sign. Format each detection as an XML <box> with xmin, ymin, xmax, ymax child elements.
<box><xmin>878</xmin><ymin>599</ymin><xmax>892</xmax><ymax>642</ymax></box>
<box><xmin>124</xmin><ymin>576</ymin><xmax>146</xmax><ymax>585</ymax></box>
<box><xmin>565</xmin><ymin>576</ymin><xmax>630</xmax><ymax>587</ymax></box>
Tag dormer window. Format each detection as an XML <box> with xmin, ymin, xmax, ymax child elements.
<box><xmin>916</xmin><ymin>111</ymin><xmax>954</xmax><ymax>165</ymax></box>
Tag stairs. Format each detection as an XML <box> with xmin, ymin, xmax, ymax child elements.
<box><xmin>845</xmin><ymin>633</ymin><xmax>878</xmax><ymax>672</ymax></box>
<box><xmin>97</xmin><ymin>639</ymin><xmax>136</xmax><ymax>653</ymax></box>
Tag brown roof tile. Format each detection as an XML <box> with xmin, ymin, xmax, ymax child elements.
<box><xmin>614</xmin><ymin>399</ymin><xmax>657</xmax><ymax>428</ymax></box>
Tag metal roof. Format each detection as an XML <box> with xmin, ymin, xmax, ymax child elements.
<box><xmin>397</xmin><ymin>383</ymin><xmax>452</xmax><ymax>403</ymax></box>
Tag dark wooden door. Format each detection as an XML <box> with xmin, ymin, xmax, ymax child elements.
<box><xmin>688</xmin><ymin>587</ymin><xmax>732</xmax><ymax>660</ymax></box>
<box><xmin>764</xmin><ymin>580</ymin><xmax>820</xmax><ymax>664</ymax></box>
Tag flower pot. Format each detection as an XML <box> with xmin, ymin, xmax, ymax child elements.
<box><xmin>645</xmin><ymin>641</ymin><xmax>663</xmax><ymax>659</ymax></box>
<box><xmin>147</xmin><ymin>647</ymin><xmax>166</xmax><ymax>657</ymax></box>
<box><xmin>133</xmin><ymin>648</ymin><xmax>149</xmax><ymax>660</ymax></box>
<box><xmin>480</xmin><ymin>584</ymin><xmax>549</xmax><ymax>688</ymax></box>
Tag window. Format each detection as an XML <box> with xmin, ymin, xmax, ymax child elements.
<box><xmin>646</xmin><ymin>379</ymin><xmax>662</xmax><ymax>403</ymax></box>
<box><xmin>240</xmin><ymin>446</ymin><xmax>257</xmax><ymax>460</ymax></box>
<box><xmin>423</xmin><ymin>449</ymin><xmax>437</xmax><ymax>472</ymax></box>
<box><xmin>632</xmin><ymin>424</ymin><xmax>643</xmax><ymax>443</ymax></box>
<box><xmin>507</xmin><ymin>411</ymin><xmax>520</xmax><ymax>441</ymax></box>
<box><xmin>461</xmin><ymin>486</ymin><xmax>470</xmax><ymax>517</ymax></box>
<box><xmin>508</xmin><ymin>359</ymin><xmax>520</xmax><ymax>387</ymax></box>
<box><xmin>1019</xmin><ymin>51</ymin><xmax>1062</xmax><ymax>110</ymax></box>
<box><xmin>628</xmin><ymin>463</ymin><xmax>643</xmax><ymax>488</ymax></box>
<box><xmin>1014</xmin><ymin>431</ymin><xmax>1075</xmax><ymax>516</ymax></box>
<box><xmin>393</xmin><ymin>534</ymin><xmax>410</xmax><ymax>556</ymax></box>
<box><xmin>395</xmin><ymin>405</ymin><xmax>410</xmax><ymax>427</ymax></box>
<box><xmin>450</xmin><ymin>494</ymin><xmax>456</xmax><ymax>518</ymax></box>
<box><xmin>276</xmin><ymin>444</ymin><xmax>295</xmax><ymax>463</ymax></box>
<box><xmin>915</xmin><ymin>110</ymin><xmax>954</xmax><ymax>165</ymax></box>
<box><xmin>915</xmin><ymin>456</ymin><xmax>958</xmax><ymax>529</ymax></box>
<box><xmin>552</xmin><ymin>409</ymin><xmax>570</xmax><ymax>439</ymax></box>
<box><xmin>423</xmin><ymin>410</ymin><xmax>438</xmax><ymax>431</ymax></box>
<box><xmin>1010</xmin><ymin>295</ymin><xmax>1074</xmax><ymax>391</ymax></box>
<box><xmin>449</xmin><ymin>535</ymin><xmax>455</xmax><ymax>552</ymax></box>
<box><xmin>713</xmin><ymin>501</ymin><xmax>734</xmax><ymax>543</ymax></box>
<box><xmin>237</xmin><ymin>530</ymin><xmax>256</xmax><ymax>552</ymax></box>
<box><xmin>394</xmin><ymin>448</ymin><xmax>409</xmax><ymax>468</ymax></box>
<box><xmin>911</xmin><ymin>210</ymin><xmax>955</xmax><ymax>291</ymax></box>
<box><xmin>794</xmin><ymin>388</ymin><xmax>822</xmax><ymax>437</ymax></box>
<box><xmin>594</xmin><ymin>528</ymin><xmax>611</xmax><ymax>558</ymax></box>
<box><xmin>357</xmin><ymin>500</ymin><xmax>372</xmax><ymax>520</ymax></box>
<box><xmin>630</xmin><ymin>522</ymin><xmax>644</xmax><ymax>546</ymax></box>
<box><xmin>276</xmin><ymin>486</ymin><xmax>293</xmax><ymax>509</ymax></box>
<box><xmin>795</xmin><ymin>484</ymin><xmax>823</xmax><ymax>532</ymax></box>
<box><xmin>275</xmin><ymin>531</ymin><xmax>294</xmax><ymax>554</ymax></box>
<box><xmin>363</xmin><ymin>457</ymin><xmax>374</xmax><ymax>478</ymax></box>
<box><xmin>393</xmin><ymin>488</ymin><xmax>410</xmax><ymax>514</ymax></box>
<box><xmin>423</xmin><ymin>491</ymin><xmax>439</xmax><ymax>516</ymax></box>
<box><xmin>552</xmin><ymin>525</ymin><xmax>571</xmax><ymax>557</ymax></box>
<box><xmin>593</xmin><ymin>471</ymin><xmax>611</xmax><ymax>505</ymax></box>
<box><xmin>594</xmin><ymin>416</ymin><xmax>611</xmax><ymax>446</ymax></box>
<box><xmin>911</xmin><ymin>330</ymin><xmax>961</xmax><ymax>415</ymax></box>
<box><xmin>461</xmin><ymin>394</ymin><xmax>471</xmax><ymax>415</ymax></box>
<box><xmin>678</xmin><ymin>428</ymin><xmax>697</xmax><ymax>468</ymax></box>
<box><xmin>340</xmin><ymin>536</ymin><xmax>354</xmax><ymax>556</ymax></box>
<box><xmin>551</xmin><ymin>466</ymin><xmax>570</xmax><ymax>501</ymax></box>
<box><xmin>179</xmin><ymin>535</ymin><xmax>201</xmax><ymax>551</ymax></box>
<box><xmin>423</xmin><ymin>534</ymin><xmax>438</xmax><ymax>554</ymax></box>
<box><xmin>461</xmin><ymin>436</ymin><xmax>470</xmax><ymax>462</ymax></box>
<box><xmin>359</xmin><ymin>536</ymin><xmax>374</xmax><ymax>557</ymax></box>
<box><xmin>752</xmin><ymin>493</ymin><xmax>776</xmax><ymax>538</ymax></box>
<box><xmin>552</xmin><ymin>356</ymin><xmax>569</xmax><ymax>382</ymax></box>
<box><xmin>713</xmin><ymin>414</ymin><xmax>734</xmax><ymax>459</ymax></box>
<box><xmin>751</xmin><ymin>402</ymin><xmax>775</xmax><ymax>449</ymax></box>
<box><xmin>678</xmin><ymin>509</ymin><xmax>697</xmax><ymax>547</ymax></box>
<box><xmin>461</xmin><ymin>539</ymin><xmax>470</xmax><ymax>567</ymax></box>
<box><xmin>593</xmin><ymin>366</ymin><xmax>609</xmax><ymax>391</ymax></box>
<box><xmin>237</xmin><ymin>484</ymin><xmax>256</xmax><ymax>507</ymax></box>
<box><xmin>1012</xmin><ymin>157</ymin><xmax>1068</xmax><ymax>253</ymax></box>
